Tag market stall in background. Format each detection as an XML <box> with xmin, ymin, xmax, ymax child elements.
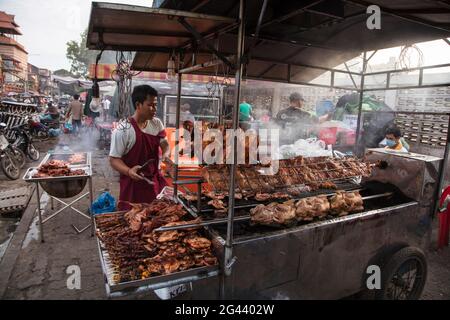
<box><xmin>85</xmin><ymin>0</ymin><xmax>450</xmax><ymax>300</ymax></box>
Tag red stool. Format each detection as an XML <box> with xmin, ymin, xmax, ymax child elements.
<box><xmin>438</xmin><ymin>186</ymin><xmax>450</xmax><ymax>249</ymax></box>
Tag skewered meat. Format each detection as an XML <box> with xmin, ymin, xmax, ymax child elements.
<box><xmin>205</xmin><ymin>191</ymin><xmax>226</xmax><ymax>200</ymax></box>
<box><xmin>286</xmin><ymin>186</ymin><xmax>310</xmax><ymax>196</ymax></box>
<box><xmin>272</xmin><ymin>192</ymin><xmax>290</xmax><ymax>200</ymax></box>
<box><xmin>95</xmin><ymin>199</ymin><xmax>218</xmax><ymax>283</ymax></box>
<box><xmin>329</xmin><ymin>191</ymin><xmax>363</xmax><ymax>216</ymax></box>
<box><xmin>202</xmin><ymin>156</ymin><xmax>373</xmax><ymax>193</ymax></box>
<box><xmin>319</xmin><ymin>181</ymin><xmax>337</xmax><ymax>189</ymax></box>
<box><xmin>295</xmin><ymin>195</ymin><xmax>330</xmax><ymax>221</ymax></box>
<box><xmin>255</xmin><ymin>193</ymin><xmax>271</xmax><ymax>201</ymax></box>
<box><xmin>208</xmin><ymin>199</ymin><xmax>226</xmax><ymax>209</ymax></box>
<box><xmin>252</xmin><ymin>191</ymin><xmax>364</xmax><ymax>227</ymax></box>
<box><xmin>250</xmin><ymin>201</ymin><xmax>296</xmax><ymax>227</ymax></box>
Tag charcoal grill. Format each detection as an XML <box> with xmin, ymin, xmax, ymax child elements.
<box><xmin>23</xmin><ymin>152</ymin><xmax>94</xmax><ymax>242</ymax></box>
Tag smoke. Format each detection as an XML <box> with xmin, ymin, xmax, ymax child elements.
<box><xmin>53</xmin><ymin>127</ymin><xmax>100</xmax><ymax>153</ymax></box>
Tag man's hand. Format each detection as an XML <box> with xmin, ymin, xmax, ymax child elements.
<box><xmin>128</xmin><ymin>165</ymin><xmax>144</xmax><ymax>181</ymax></box>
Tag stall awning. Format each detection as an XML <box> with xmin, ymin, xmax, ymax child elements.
<box><xmin>86</xmin><ymin>2</ymin><xmax>236</xmax><ymax>52</ymax></box>
<box><xmin>88</xmin><ymin>63</ymin><xmax>234</xmax><ymax>84</ymax></box>
<box><xmin>86</xmin><ymin>1</ymin><xmax>450</xmax><ymax>84</ymax></box>
<box><xmin>133</xmin><ymin>0</ymin><xmax>450</xmax><ymax>83</ymax></box>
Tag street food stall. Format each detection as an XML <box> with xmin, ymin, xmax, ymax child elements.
<box><xmin>86</xmin><ymin>1</ymin><xmax>450</xmax><ymax>299</ymax></box>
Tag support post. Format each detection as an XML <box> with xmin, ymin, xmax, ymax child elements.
<box><xmin>354</xmin><ymin>51</ymin><xmax>367</xmax><ymax>156</ymax></box>
<box><xmin>35</xmin><ymin>183</ymin><xmax>44</xmax><ymax>243</ymax></box>
<box><xmin>222</xmin><ymin>0</ymin><xmax>245</xmax><ymax>300</ymax></box>
<box><xmin>173</xmin><ymin>54</ymin><xmax>182</xmax><ymax>202</ymax></box>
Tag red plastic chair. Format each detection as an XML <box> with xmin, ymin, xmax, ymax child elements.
<box><xmin>438</xmin><ymin>186</ymin><xmax>450</xmax><ymax>249</ymax></box>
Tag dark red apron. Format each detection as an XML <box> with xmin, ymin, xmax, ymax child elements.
<box><xmin>118</xmin><ymin>117</ymin><xmax>167</xmax><ymax>211</ymax></box>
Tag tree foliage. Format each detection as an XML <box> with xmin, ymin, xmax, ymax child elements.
<box><xmin>66</xmin><ymin>29</ymin><xmax>98</xmax><ymax>78</ymax></box>
<box><xmin>53</xmin><ymin>69</ymin><xmax>77</xmax><ymax>78</ymax></box>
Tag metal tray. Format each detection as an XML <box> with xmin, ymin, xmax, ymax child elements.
<box><xmin>40</xmin><ymin>152</ymin><xmax>91</xmax><ymax>167</ymax></box>
<box><xmin>23</xmin><ymin>166</ymin><xmax>91</xmax><ymax>182</ymax></box>
<box><xmin>94</xmin><ymin>211</ymin><xmax>220</xmax><ymax>294</ymax></box>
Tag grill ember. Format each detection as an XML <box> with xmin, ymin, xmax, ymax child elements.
<box><xmin>95</xmin><ymin>199</ymin><xmax>218</xmax><ymax>283</ymax></box>
<box><xmin>32</xmin><ymin>160</ymin><xmax>86</xmax><ymax>178</ymax></box>
<box><xmin>202</xmin><ymin>156</ymin><xmax>373</xmax><ymax>193</ymax></box>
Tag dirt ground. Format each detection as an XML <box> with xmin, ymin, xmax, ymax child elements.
<box><xmin>0</xmin><ymin>131</ymin><xmax>449</xmax><ymax>300</ymax></box>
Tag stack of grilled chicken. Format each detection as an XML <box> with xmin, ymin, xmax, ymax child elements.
<box><xmin>250</xmin><ymin>191</ymin><xmax>364</xmax><ymax>227</ymax></box>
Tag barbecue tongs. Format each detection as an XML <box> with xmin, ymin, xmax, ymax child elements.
<box><xmin>138</xmin><ymin>158</ymin><xmax>156</xmax><ymax>185</ymax></box>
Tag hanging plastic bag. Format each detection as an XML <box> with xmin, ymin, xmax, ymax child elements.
<box><xmin>63</xmin><ymin>122</ymin><xmax>73</xmax><ymax>134</ymax></box>
<box><xmin>91</xmin><ymin>192</ymin><xmax>116</xmax><ymax>214</ymax></box>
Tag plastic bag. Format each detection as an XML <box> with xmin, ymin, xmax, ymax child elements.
<box><xmin>48</xmin><ymin>128</ymin><xmax>61</xmax><ymax>137</ymax></box>
<box><xmin>91</xmin><ymin>192</ymin><xmax>116</xmax><ymax>215</ymax></box>
<box><xmin>64</xmin><ymin>122</ymin><xmax>73</xmax><ymax>134</ymax></box>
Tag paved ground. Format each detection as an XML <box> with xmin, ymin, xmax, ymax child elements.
<box><xmin>0</xmin><ymin>130</ymin><xmax>449</xmax><ymax>300</ymax></box>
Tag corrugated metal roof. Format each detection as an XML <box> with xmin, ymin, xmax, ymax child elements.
<box><xmin>86</xmin><ymin>2</ymin><xmax>236</xmax><ymax>51</ymax></box>
<box><xmin>86</xmin><ymin>1</ymin><xmax>450</xmax><ymax>83</ymax></box>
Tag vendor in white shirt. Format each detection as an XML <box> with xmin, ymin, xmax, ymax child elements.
<box><xmin>109</xmin><ymin>85</ymin><xmax>170</xmax><ymax>210</ymax></box>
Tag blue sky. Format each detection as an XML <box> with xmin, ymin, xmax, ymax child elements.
<box><xmin>0</xmin><ymin>0</ymin><xmax>153</xmax><ymax>70</ymax></box>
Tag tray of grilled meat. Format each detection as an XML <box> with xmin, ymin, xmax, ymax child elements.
<box><xmin>201</xmin><ymin>156</ymin><xmax>373</xmax><ymax>193</ymax></box>
<box><xmin>45</xmin><ymin>152</ymin><xmax>90</xmax><ymax>167</ymax></box>
<box><xmin>23</xmin><ymin>159</ymin><xmax>91</xmax><ymax>182</ymax></box>
<box><xmin>94</xmin><ymin>199</ymin><xmax>219</xmax><ymax>293</ymax></box>
<box><xmin>178</xmin><ymin>180</ymin><xmax>361</xmax><ymax>217</ymax></box>
<box><xmin>180</xmin><ymin>156</ymin><xmax>373</xmax><ymax>217</ymax></box>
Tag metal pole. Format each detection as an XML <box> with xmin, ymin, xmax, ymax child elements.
<box><xmin>35</xmin><ymin>183</ymin><xmax>44</xmax><ymax>243</ymax></box>
<box><xmin>173</xmin><ymin>53</ymin><xmax>182</xmax><ymax>202</ymax></box>
<box><xmin>222</xmin><ymin>0</ymin><xmax>245</xmax><ymax>299</ymax></box>
<box><xmin>354</xmin><ymin>51</ymin><xmax>367</xmax><ymax>156</ymax></box>
<box><xmin>89</xmin><ymin>177</ymin><xmax>94</xmax><ymax>236</ymax></box>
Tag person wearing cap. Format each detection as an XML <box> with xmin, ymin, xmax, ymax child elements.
<box><xmin>276</xmin><ymin>92</ymin><xmax>319</xmax><ymax>142</ymax></box>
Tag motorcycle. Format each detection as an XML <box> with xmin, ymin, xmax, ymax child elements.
<box><xmin>28</xmin><ymin>117</ymin><xmax>49</xmax><ymax>140</ymax></box>
<box><xmin>11</xmin><ymin>123</ymin><xmax>40</xmax><ymax>161</ymax></box>
<box><xmin>0</xmin><ymin>123</ymin><xmax>26</xmax><ymax>180</ymax></box>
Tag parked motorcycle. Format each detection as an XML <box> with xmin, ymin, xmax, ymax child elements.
<box><xmin>0</xmin><ymin>123</ymin><xmax>26</xmax><ymax>180</ymax></box>
<box><xmin>11</xmin><ymin>123</ymin><xmax>40</xmax><ymax>161</ymax></box>
<box><xmin>28</xmin><ymin>117</ymin><xmax>49</xmax><ymax>140</ymax></box>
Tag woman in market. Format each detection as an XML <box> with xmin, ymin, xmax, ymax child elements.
<box><xmin>109</xmin><ymin>85</ymin><xmax>170</xmax><ymax>211</ymax></box>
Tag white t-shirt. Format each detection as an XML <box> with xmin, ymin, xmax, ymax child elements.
<box><xmin>109</xmin><ymin>118</ymin><xmax>165</xmax><ymax>158</ymax></box>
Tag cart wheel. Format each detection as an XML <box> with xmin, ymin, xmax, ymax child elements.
<box><xmin>376</xmin><ymin>247</ymin><xmax>427</xmax><ymax>300</ymax></box>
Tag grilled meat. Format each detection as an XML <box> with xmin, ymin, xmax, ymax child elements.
<box><xmin>202</xmin><ymin>156</ymin><xmax>372</xmax><ymax>193</ymax></box>
<box><xmin>295</xmin><ymin>195</ymin><xmax>330</xmax><ymax>221</ymax></box>
<box><xmin>184</xmin><ymin>235</ymin><xmax>212</xmax><ymax>250</ymax></box>
<box><xmin>319</xmin><ymin>181</ymin><xmax>337</xmax><ymax>189</ymax></box>
<box><xmin>33</xmin><ymin>160</ymin><xmax>86</xmax><ymax>178</ymax></box>
<box><xmin>208</xmin><ymin>199</ymin><xmax>226</xmax><ymax>209</ymax></box>
<box><xmin>329</xmin><ymin>191</ymin><xmax>363</xmax><ymax>216</ymax></box>
<box><xmin>255</xmin><ymin>193</ymin><xmax>271</xmax><ymax>202</ymax></box>
<box><xmin>250</xmin><ymin>201</ymin><xmax>296</xmax><ymax>226</ymax></box>
<box><xmin>95</xmin><ymin>199</ymin><xmax>217</xmax><ymax>282</ymax></box>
